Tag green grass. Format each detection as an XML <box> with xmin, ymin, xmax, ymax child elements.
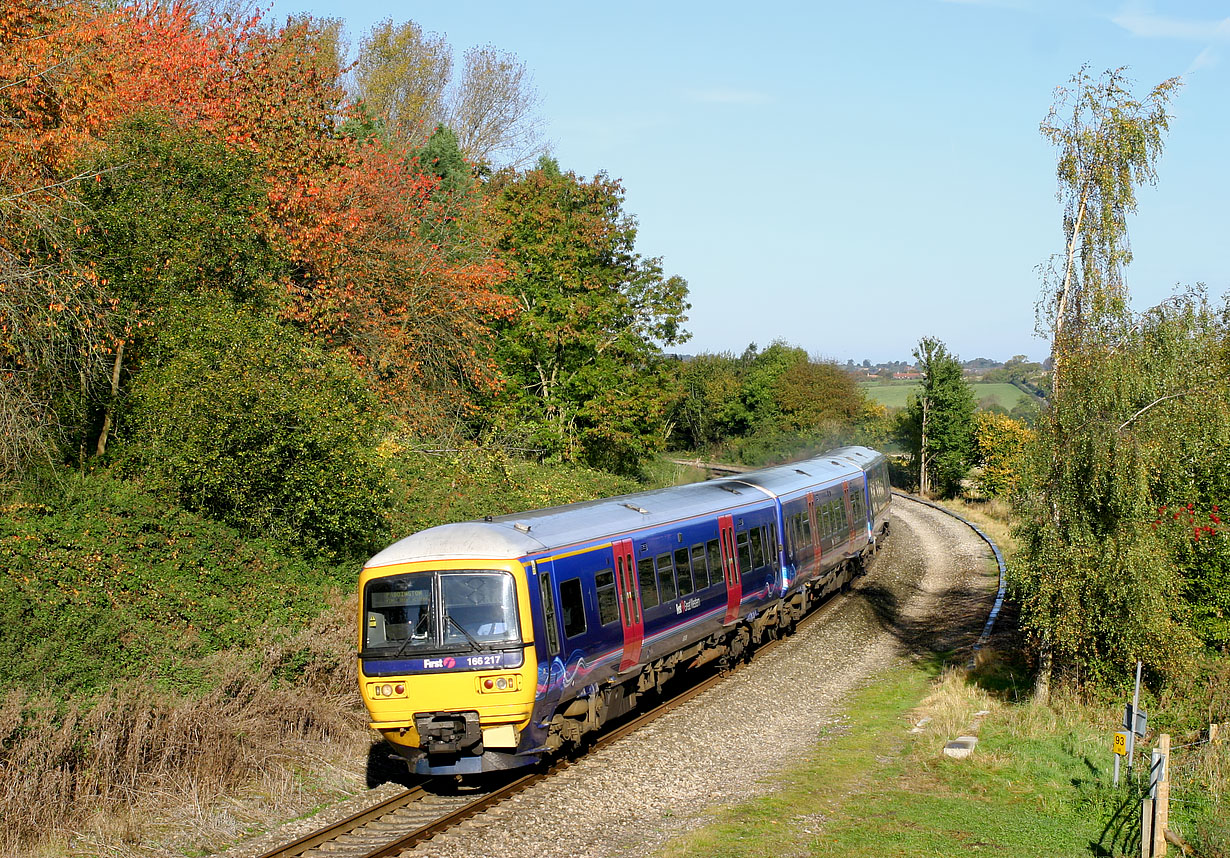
<box><xmin>661</xmin><ymin>660</ymin><xmax>1122</xmax><ymax>858</ymax></box>
<box><xmin>861</xmin><ymin>381</ymin><xmax>1037</xmax><ymax>411</ymax></box>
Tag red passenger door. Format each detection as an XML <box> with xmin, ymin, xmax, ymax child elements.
<box><xmin>807</xmin><ymin>491</ymin><xmax>821</xmax><ymax>576</ymax></box>
<box><xmin>613</xmin><ymin>539</ymin><xmax>643</xmax><ymax>671</ymax></box>
<box><xmin>843</xmin><ymin>482</ymin><xmax>858</xmax><ymax>554</ymax></box>
<box><xmin>719</xmin><ymin>515</ymin><xmax>742</xmax><ymax>625</ymax></box>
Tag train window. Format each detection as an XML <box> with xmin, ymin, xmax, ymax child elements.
<box><xmin>675</xmin><ymin>547</ymin><xmax>694</xmax><ymax>596</ymax></box>
<box><xmin>736</xmin><ymin>531</ymin><xmax>752</xmax><ymax>574</ymax></box>
<box><xmin>364</xmin><ymin>572</ymin><xmax>433</xmax><ymax>650</ymax></box>
<box><xmin>637</xmin><ymin>557</ymin><xmax>659</xmax><ymax>610</ymax></box>
<box><xmin>820</xmin><ymin>503</ymin><xmax>830</xmax><ymax>539</ymax></box>
<box><xmin>706</xmin><ymin>540</ymin><xmax>722</xmax><ymax>587</ymax></box>
<box><xmin>768</xmin><ymin>523</ymin><xmax>780</xmax><ymax>568</ymax></box>
<box><xmin>840</xmin><ymin>500</ymin><xmax>849</xmax><ymax>530</ymax></box>
<box><xmin>559</xmin><ymin>577</ymin><xmax>586</xmax><ymax>638</ymax></box>
<box><xmin>656</xmin><ymin>553</ymin><xmax>677</xmax><ymax>603</ymax></box>
<box><xmin>539</xmin><ymin>570</ymin><xmax>559</xmax><ymax>656</ymax></box>
<box><xmin>690</xmin><ymin>544</ymin><xmax>708</xmax><ymax>588</ymax></box>
<box><xmin>595</xmin><ymin>568</ymin><xmax>619</xmax><ymax>626</ymax></box>
<box><xmin>749</xmin><ymin>527</ymin><xmax>765</xmax><ymax>570</ymax></box>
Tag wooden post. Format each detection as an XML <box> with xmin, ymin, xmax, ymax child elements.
<box><xmin>1153</xmin><ymin>734</ymin><xmax>1170</xmax><ymax>857</ymax></box>
<box><xmin>1211</xmin><ymin>722</ymin><xmax>1220</xmax><ymax>747</ymax></box>
<box><xmin>1141</xmin><ymin>797</ymin><xmax>1154</xmax><ymax>858</ymax></box>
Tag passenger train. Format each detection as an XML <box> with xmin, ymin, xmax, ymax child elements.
<box><xmin>358</xmin><ymin>446</ymin><xmax>892</xmax><ymax>776</ymax></box>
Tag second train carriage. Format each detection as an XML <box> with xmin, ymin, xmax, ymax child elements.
<box><xmin>358</xmin><ymin>446</ymin><xmax>891</xmax><ymax>776</ymax></box>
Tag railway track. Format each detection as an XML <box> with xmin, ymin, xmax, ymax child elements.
<box><xmin>254</xmin><ymin>494</ymin><xmax>987</xmax><ymax>858</ymax></box>
<box><xmin>253</xmin><ymin>579</ymin><xmax>854</xmax><ymax>858</ymax></box>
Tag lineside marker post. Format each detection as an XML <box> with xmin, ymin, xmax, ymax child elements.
<box><xmin>1113</xmin><ymin>731</ymin><xmax>1127</xmax><ymax>787</ymax></box>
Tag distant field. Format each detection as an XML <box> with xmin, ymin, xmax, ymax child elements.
<box><xmin>860</xmin><ymin>381</ymin><xmax>1036</xmax><ymax>411</ymax></box>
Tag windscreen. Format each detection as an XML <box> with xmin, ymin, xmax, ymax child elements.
<box><xmin>363</xmin><ymin>570</ymin><xmax>520</xmax><ymax>654</ymax></box>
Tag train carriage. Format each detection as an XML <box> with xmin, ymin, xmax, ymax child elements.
<box><xmin>358</xmin><ymin>447</ymin><xmax>891</xmax><ymax>777</ymax></box>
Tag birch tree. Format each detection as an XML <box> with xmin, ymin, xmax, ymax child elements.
<box><xmin>1015</xmin><ymin>67</ymin><xmax>1183</xmax><ymax>696</ymax></box>
<box><xmin>1039</xmin><ymin>65</ymin><xmax>1179</xmax><ymax>395</ymax></box>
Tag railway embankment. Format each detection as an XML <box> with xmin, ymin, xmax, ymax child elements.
<box><xmin>664</xmin><ymin>498</ymin><xmax>1229</xmax><ymax>858</ymax></box>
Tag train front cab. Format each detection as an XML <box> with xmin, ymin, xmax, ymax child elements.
<box><xmin>358</xmin><ymin>558</ymin><xmax>541</xmax><ymax>775</ymax></box>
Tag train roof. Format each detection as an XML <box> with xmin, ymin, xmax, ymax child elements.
<box><xmin>727</xmin><ymin>451</ymin><xmax>863</xmax><ymax>498</ymax></box>
<box><xmin>364</xmin><ymin>447</ymin><xmax>888</xmax><ymax>570</ymax></box>
<box><xmin>826</xmin><ymin>445</ymin><xmax>886</xmax><ymax>468</ymax></box>
<box><xmin>365</xmin><ymin>476</ymin><xmax>775</xmax><ymax>568</ymax></box>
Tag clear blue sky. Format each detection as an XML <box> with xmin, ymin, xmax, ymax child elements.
<box><xmin>267</xmin><ymin>0</ymin><xmax>1229</xmax><ymax>365</ymax></box>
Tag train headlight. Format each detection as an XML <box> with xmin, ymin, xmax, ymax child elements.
<box><xmin>476</xmin><ymin>674</ymin><xmax>520</xmax><ymax>693</ymax></box>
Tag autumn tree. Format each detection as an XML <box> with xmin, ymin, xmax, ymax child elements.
<box><xmin>773</xmin><ymin>357</ymin><xmax>865</xmax><ymax>432</ymax></box>
<box><xmin>972</xmin><ymin>412</ymin><xmax>1032</xmax><ymax>498</ymax></box>
<box><xmin>0</xmin><ymin>0</ymin><xmax>120</xmax><ymax>477</ymax></box>
<box><xmin>353</xmin><ymin>19</ymin><xmax>544</xmax><ymax>166</ymax></box>
<box><xmin>486</xmin><ymin>157</ymin><xmax>689</xmax><ymax>474</ymax></box>
<box><xmin>445</xmin><ymin>45</ymin><xmax>545</xmax><ymax>167</ymax></box>
<box><xmin>354</xmin><ymin>18</ymin><xmax>451</xmax><ymax>142</ymax></box>
<box><xmin>900</xmin><ymin>337</ymin><xmax>975</xmax><ymax>498</ymax></box>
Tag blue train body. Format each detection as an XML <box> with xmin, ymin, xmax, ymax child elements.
<box><xmin>358</xmin><ymin>447</ymin><xmax>891</xmax><ymax>776</ymax></box>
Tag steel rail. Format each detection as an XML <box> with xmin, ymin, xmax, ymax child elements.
<box><xmin>253</xmin><ymin>787</ymin><xmax>429</xmax><ymax>858</ymax></box>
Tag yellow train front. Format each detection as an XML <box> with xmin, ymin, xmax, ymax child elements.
<box><xmin>358</xmin><ymin>525</ymin><xmax>544</xmax><ymax>776</ymax></box>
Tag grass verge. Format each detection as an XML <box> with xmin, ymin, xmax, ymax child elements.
<box><xmin>661</xmin><ymin>656</ymin><xmax>1134</xmax><ymax>858</ymax></box>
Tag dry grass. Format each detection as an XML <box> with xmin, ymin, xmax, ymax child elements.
<box><xmin>940</xmin><ymin>495</ymin><xmax>1016</xmax><ymax>557</ymax></box>
<box><xmin>0</xmin><ymin>592</ymin><xmax>375</xmax><ymax>858</ymax></box>
<box><xmin>907</xmin><ymin>665</ymin><xmax>1000</xmax><ymax>752</ymax></box>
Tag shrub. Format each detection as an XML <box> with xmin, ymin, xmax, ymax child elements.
<box><xmin>0</xmin><ymin>475</ymin><xmax>347</xmax><ymax>693</ymax></box>
<box><xmin>121</xmin><ymin>296</ymin><xmax>391</xmax><ymax>559</ymax></box>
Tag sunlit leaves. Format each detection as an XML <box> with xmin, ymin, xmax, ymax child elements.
<box><xmin>485</xmin><ymin>157</ymin><xmax>689</xmax><ymax>474</ymax></box>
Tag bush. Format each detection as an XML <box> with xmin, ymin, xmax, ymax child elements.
<box><xmin>0</xmin><ymin>474</ymin><xmax>346</xmax><ymax>694</ymax></box>
<box><xmin>384</xmin><ymin>444</ymin><xmax>639</xmax><ymax>538</ymax></box>
<box><xmin>121</xmin><ymin>296</ymin><xmax>391</xmax><ymax>559</ymax></box>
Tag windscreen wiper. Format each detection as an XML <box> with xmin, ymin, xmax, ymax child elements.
<box><xmin>444</xmin><ymin>612</ymin><xmax>483</xmax><ymax>652</ymax></box>
<box><xmin>388</xmin><ymin>610</ymin><xmax>432</xmax><ymax>659</ymax></box>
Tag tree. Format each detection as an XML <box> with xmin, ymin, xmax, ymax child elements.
<box><xmin>354</xmin><ymin>18</ymin><xmax>451</xmax><ymax>142</ymax></box>
<box><xmin>1039</xmin><ymin>65</ymin><xmax>1179</xmax><ymax>395</ymax></box>
<box><xmin>773</xmin><ymin>358</ymin><xmax>865</xmax><ymax>432</ymax></box>
<box><xmin>902</xmin><ymin>337</ymin><xmax>975</xmax><ymax>498</ymax></box>
<box><xmin>669</xmin><ymin>353</ymin><xmax>746</xmax><ymax>450</ymax></box>
<box><xmin>75</xmin><ymin>114</ymin><xmax>281</xmax><ymax>457</ymax></box>
<box><xmin>972</xmin><ymin>412</ymin><xmax>1032</xmax><ymax>498</ymax></box>
<box><xmin>124</xmin><ymin>295</ymin><xmax>391</xmax><ymax>558</ymax></box>
<box><xmin>353</xmin><ymin>20</ymin><xmax>544</xmax><ymax>167</ymax></box>
<box><xmin>445</xmin><ymin>45</ymin><xmax>545</xmax><ymax>167</ymax></box>
<box><xmin>486</xmin><ymin>157</ymin><xmax>689</xmax><ymax>474</ymax></box>
<box><xmin>1014</xmin><ymin>67</ymin><xmax>1184</xmax><ymax>693</ymax></box>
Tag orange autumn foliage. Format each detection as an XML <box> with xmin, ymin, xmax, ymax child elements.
<box><xmin>2</xmin><ymin>0</ymin><xmax>513</xmax><ymax>436</ymax></box>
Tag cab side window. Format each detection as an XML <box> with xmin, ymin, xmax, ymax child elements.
<box><xmin>559</xmin><ymin>577</ymin><xmax>586</xmax><ymax>638</ymax></box>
